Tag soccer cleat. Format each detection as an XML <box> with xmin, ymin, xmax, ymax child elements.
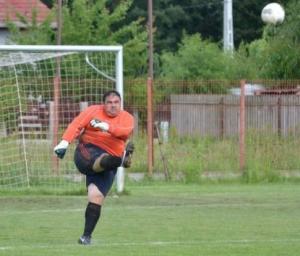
<box><xmin>122</xmin><ymin>141</ymin><xmax>134</xmax><ymax>168</ymax></box>
<box><xmin>78</xmin><ymin>235</ymin><xmax>91</xmax><ymax>245</ymax></box>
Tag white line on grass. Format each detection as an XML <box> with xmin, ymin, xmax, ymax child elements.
<box><xmin>0</xmin><ymin>201</ymin><xmax>294</xmax><ymax>215</ymax></box>
<box><xmin>1</xmin><ymin>238</ymin><xmax>300</xmax><ymax>251</ymax></box>
<box><xmin>0</xmin><ymin>208</ymin><xmax>84</xmax><ymax>215</ymax></box>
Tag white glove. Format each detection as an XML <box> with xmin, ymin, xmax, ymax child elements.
<box><xmin>54</xmin><ymin>140</ymin><xmax>69</xmax><ymax>159</ymax></box>
<box><xmin>90</xmin><ymin>119</ymin><xmax>109</xmax><ymax>132</ymax></box>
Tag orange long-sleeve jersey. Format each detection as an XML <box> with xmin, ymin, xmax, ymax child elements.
<box><xmin>62</xmin><ymin>105</ymin><xmax>134</xmax><ymax>157</ymax></box>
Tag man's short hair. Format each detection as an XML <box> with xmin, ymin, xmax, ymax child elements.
<box><xmin>103</xmin><ymin>90</ymin><xmax>121</xmax><ymax>102</ymax></box>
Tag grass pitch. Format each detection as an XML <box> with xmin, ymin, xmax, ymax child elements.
<box><xmin>0</xmin><ymin>183</ymin><xmax>300</xmax><ymax>256</ymax></box>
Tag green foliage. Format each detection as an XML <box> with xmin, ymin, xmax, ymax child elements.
<box><xmin>228</xmin><ymin>43</ymin><xmax>261</xmax><ymax>79</ymax></box>
<box><xmin>128</xmin><ymin>0</ymin><xmax>294</xmax><ymax>54</ymax></box>
<box><xmin>236</xmin><ymin>38</ymin><xmax>267</xmax><ymax>79</ymax></box>
<box><xmin>160</xmin><ymin>34</ymin><xmax>225</xmax><ymax>79</ymax></box>
<box><xmin>243</xmin><ymin>129</ymin><xmax>300</xmax><ymax>182</ymax></box>
<box><xmin>240</xmin><ymin>0</ymin><xmax>300</xmax><ymax>79</ymax></box>
<box><xmin>7</xmin><ymin>0</ymin><xmax>148</xmax><ymax>78</ymax></box>
<box><xmin>128</xmin><ymin>130</ymin><xmax>300</xmax><ymax>184</ymax></box>
<box><xmin>60</xmin><ymin>0</ymin><xmax>148</xmax><ymax>77</ymax></box>
<box><xmin>160</xmin><ymin>33</ymin><xmax>259</xmax><ymax>80</ymax></box>
<box><xmin>158</xmin><ymin>3</ymin><xmax>300</xmax><ymax>81</ymax></box>
<box><xmin>6</xmin><ymin>0</ymin><xmax>300</xmax><ymax>79</ymax></box>
<box><xmin>1</xmin><ymin>128</ymin><xmax>300</xmax><ymax>188</ymax></box>
<box><xmin>264</xmin><ymin>0</ymin><xmax>300</xmax><ymax>79</ymax></box>
<box><xmin>155</xmin><ymin>1</ymin><xmax>300</xmax><ymax>80</ymax></box>
<box><xmin>6</xmin><ymin>8</ymin><xmax>55</xmax><ymax>44</ymax></box>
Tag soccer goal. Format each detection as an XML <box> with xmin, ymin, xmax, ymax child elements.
<box><xmin>0</xmin><ymin>45</ymin><xmax>125</xmax><ymax>192</ymax></box>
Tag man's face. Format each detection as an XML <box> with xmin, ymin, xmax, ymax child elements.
<box><xmin>104</xmin><ymin>94</ymin><xmax>121</xmax><ymax>117</ymax></box>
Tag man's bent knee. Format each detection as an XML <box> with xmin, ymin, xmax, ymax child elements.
<box><xmin>92</xmin><ymin>153</ymin><xmax>108</xmax><ymax>172</ymax></box>
<box><xmin>92</xmin><ymin>154</ymin><xmax>122</xmax><ymax>173</ymax></box>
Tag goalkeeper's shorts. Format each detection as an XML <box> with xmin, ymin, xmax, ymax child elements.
<box><xmin>74</xmin><ymin>143</ymin><xmax>118</xmax><ymax>196</ymax></box>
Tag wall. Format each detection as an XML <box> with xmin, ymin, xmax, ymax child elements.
<box><xmin>170</xmin><ymin>94</ymin><xmax>300</xmax><ymax>137</ymax></box>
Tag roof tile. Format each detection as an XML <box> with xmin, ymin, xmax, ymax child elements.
<box><xmin>0</xmin><ymin>0</ymin><xmax>51</xmax><ymax>24</ymax></box>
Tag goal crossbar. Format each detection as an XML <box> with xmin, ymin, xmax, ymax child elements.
<box><xmin>0</xmin><ymin>45</ymin><xmax>123</xmax><ymax>52</ymax></box>
<box><xmin>0</xmin><ymin>45</ymin><xmax>123</xmax><ymax>98</ymax></box>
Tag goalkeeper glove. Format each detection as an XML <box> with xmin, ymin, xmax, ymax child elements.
<box><xmin>54</xmin><ymin>140</ymin><xmax>69</xmax><ymax>159</ymax></box>
<box><xmin>90</xmin><ymin>119</ymin><xmax>109</xmax><ymax>132</ymax></box>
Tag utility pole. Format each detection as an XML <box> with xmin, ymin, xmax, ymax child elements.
<box><xmin>52</xmin><ymin>0</ymin><xmax>62</xmax><ymax>173</ymax></box>
<box><xmin>57</xmin><ymin>0</ymin><xmax>62</xmax><ymax>45</ymax></box>
<box><xmin>223</xmin><ymin>0</ymin><xmax>234</xmax><ymax>52</ymax></box>
<box><xmin>147</xmin><ymin>0</ymin><xmax>154</xmax><ymax>176</ymax></box>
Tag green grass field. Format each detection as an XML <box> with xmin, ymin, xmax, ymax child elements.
<box><xmin>1</xmin><ymin>183</ymin><xmax>300</xmax><ymax>256</ymax></box>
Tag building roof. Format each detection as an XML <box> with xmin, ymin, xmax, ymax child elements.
<box><xmin>0</xmin><ymin>0</ymin><xmax>52</xmax><ymax>28</ymax></box>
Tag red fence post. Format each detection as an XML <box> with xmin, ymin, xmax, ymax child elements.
<box><xmin>239</xmin><ymin>79</ymin><xmax>246</xmax><ymax>172</ymax></box>
<box><xmin>147</xmin><ymin>77</ymin><xmax>154</xmax><ymax>176</ymax></box>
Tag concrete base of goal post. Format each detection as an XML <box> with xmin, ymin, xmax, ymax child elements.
<box><xmin>116</xmin><ymin>167</ymin><xmax>125</xmax><ymax>193</ymax></box>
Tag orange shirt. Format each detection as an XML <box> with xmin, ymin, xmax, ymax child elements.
<box><xmin>62</xmin><ymin>105</ymin><xmax>134</xmax><ymax>157</ymax></box>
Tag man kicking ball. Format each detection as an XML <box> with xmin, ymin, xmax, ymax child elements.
<box><xmin>54</xmin><ymin>90</ymin><xmax>134</xmax><ymax>245</ymax></box>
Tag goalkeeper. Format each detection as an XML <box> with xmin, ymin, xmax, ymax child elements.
<box><xmin>54</xmin><ymin>90</ymin><xmax>134</xmax><ymax>245</ymax></box>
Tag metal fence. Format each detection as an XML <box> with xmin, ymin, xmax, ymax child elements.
<box><xmin>170</xmin><ymin>94</ymin><xmax>300</xmax><ymax>137</ymax></box>
<box><xmin>125</xmin><ymin>79</ymin><xmax>300</xmax><ymax>136</ymax></box>
<box><xmin>124</xmin><ymin>79</ymin><xmax>300</xmax><ymax>178</ymax></box>
<box><xmin>2</xmin><ymin>78</ymin><xmax>299</xmax><ymax>188</ymax></box>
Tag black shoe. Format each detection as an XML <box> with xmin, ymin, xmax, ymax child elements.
<box><xmin>122</xmin><ymin>141</ymin><xmax>134</xmax><ymax>168</ymax></box>
<box><xmin>126</xmin><ymin>141</ymin><xmax>134</xmax><ymax>154</ymax></box>
<box><xmin>78</xmin><ymin>235</ymin><xmax>91</xmax><ymax>245</ymax></box>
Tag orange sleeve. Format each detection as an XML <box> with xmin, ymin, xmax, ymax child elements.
<box><xmin>62</xmin><ymin>105</ymin><xmax>98</xmax><ymax>143</ymax></box>
<box><xmin>108</xmin><ymin>112</ymin><xmax>134</xmax><ymax>139</ymax></box>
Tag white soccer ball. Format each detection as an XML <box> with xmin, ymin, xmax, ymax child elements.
<box><xmin>261</xmin><ymin>3</ymin><xmax>285</xmax><ymax>25</ymax></box>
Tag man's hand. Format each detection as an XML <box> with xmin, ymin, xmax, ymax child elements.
<box><xmin>54</xmin><ymin>140</ymin><xmax>69</xmax><ymax>159</ymax></box>
<box><xmin>90</xmin><ymin>119</ymin><xmax>109</xmax><ymax>132</ymax></box>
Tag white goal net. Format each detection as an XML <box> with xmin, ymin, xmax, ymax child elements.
<box><xmin>0</xmin><ymin>45</ymin><xmax>124</xmax><ymax>192</ymax></box>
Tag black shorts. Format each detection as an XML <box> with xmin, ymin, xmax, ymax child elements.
<box><xmin>74</xmin><ymin>143</ymin><xmax>118</xmax><ymax>196</ymax></box>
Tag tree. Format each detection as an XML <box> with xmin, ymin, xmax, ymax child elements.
<box><xmin>128</xmin><ymin>0</ymin><xmax>293</xmax><ymax>54</ymax></box>
<box><xmin>244</xmin><ymin>0</ymin><xmax>300</xmax><ymax>79</ymax></box>
<box><xmin>233</xmin><ymin>0</ymin><xmax>290</xmax><ymax>46</ymax></box>
<box><xmin>159</xmin><ymin>32</ymin><xmax>262</xmax><ymax>81</ymax></box>
<box><xmin>127</xmin><ymin>0</ymin><xmax>223</xmax><ymax>53</ymax></box>
<box><xmin>265</xmin><ymin>0</ymin><xmax>300</xmax><ymax>78</ymax></box>
<box><xmin>7</xmin><ymin>8</ymin><xmax>56</xmax><ymax>44</ymax></box>
<box><xmin>160</xmin><ymin>33</ymin><xmax>228</xmax><ymax>80</ymax></box>
<box><xmin>7</xmin><ymin>0</ymin><xmax>148</xmax><ymax>77</ymax></box>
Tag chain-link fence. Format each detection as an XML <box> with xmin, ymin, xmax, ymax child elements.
<box><xmin>1</xmin><ymin>76</ymin><xmax>299</xmax><ymax>189</ymax></box>
<box><xmin>124</xmin><ymin>79</ymin><xmax>300</xmax><ymax>182</ymax></box>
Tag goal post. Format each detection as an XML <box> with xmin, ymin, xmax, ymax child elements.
<box><xmin>0</xmin><ymin>45</ymin><xmax>125</xmax><ymax>193</ymax></box>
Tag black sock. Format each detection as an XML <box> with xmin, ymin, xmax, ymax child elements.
<box><xmin>83</xmin><ymin>202</ymin><xmax>101</xmax><ymax>237</ymax></box>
